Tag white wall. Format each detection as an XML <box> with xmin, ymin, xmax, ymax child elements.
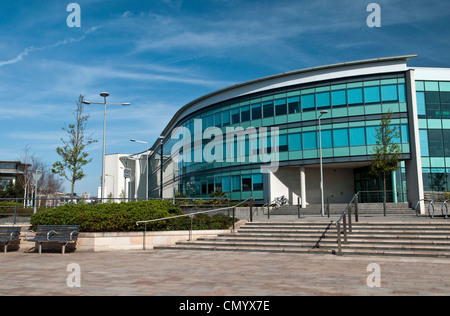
<box><xmin>270</xmin><ymin>166</ymin><xmax>355</xmax><ymax>205</ymax></box>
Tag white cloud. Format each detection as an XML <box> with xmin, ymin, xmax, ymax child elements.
<box><xmin>0</xmin><ymin>26</ymin><xmax>100</xmax><ymax>68</ymax></box>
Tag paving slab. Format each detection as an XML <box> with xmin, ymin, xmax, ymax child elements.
<box><xmin>1</xmin><ymin>249</ymin><xmax>450</xmax><ymax>296</ymax></box>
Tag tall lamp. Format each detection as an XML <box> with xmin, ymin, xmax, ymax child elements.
<box><xmin>83</xmin><ymin>93</ymin><xmax>131</xmax><ymax>202</ymax></box>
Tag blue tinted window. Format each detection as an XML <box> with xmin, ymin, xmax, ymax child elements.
<box><xmin>288</xmin><ymin>97</ymin><xmax>300</xmax><ymax>114</ymax></box>
<box><xmin>381</xmin><ymin>85</ymin><xmax>398</xmax><ymax>102</ymax></box>
<box><xmin>417</xmin><ymin>92</ymin><xmax>426</xmax><ymax>116</ymax></box>
<box><xmin>232</xmin><ymin>175</ymin><xmax>241</xmax><ymax>192</ymax></box>
<box><xmin>263</xmin><ymin>101</ymin><xmax>274</xmax><ymax>118</ymax></box>
<box><xmin>289</xmin><ymin>133</ymin><xmax>302</xmax><ymax>151</ymax></box>
<box><xmin>333</xmin><ymin>129</ymin><xmax>349</xmax><ymax>147</ymax></box>
<box><xmin>348</xmin><ymin>88</ymin><xmax>363</xmax><ymax>105</ymax></box>
<box><xmin>275</xmin><ymin>98</ymin><xmax>287</xmax><ymax>116</ymax></box>
<box><xmin>279</xmin><ymin>134</ymin><xmax>288</xmax><ymax>152</ymax></box>
<box><xmin>214</xmin><ymin>112</ymin><xmax>221</xmax><ymax>127</ymax></box>
<box><xmin>301</xmin><ymin>94</ymin><xmax>315</xmax><ymax>111</ymax></box>
<box><xmin>398</xmin><ymin>84</ymin><xmax>406</xmax><ymax>102</ymax></box>
<box><xmin>222</xmin><ymin>176</ymin><xmax>231</xmax><ymax>192</ymax></box>
<box><xmin>349</xmin><ymin>127</ymin><xmax>366</xmax><ymax>146</ymax></box>
<box><xmin>222</xmin><ymin>110</ymin><xmax>230</xmax><ymax>126</ymax></box>
<box><xmin>241</xmin><ymin>106</ymin><xmax>250</xmax><ymax>122</ymax></box>
<box><xmin>321</xmin><ymin>130</ymin><xmax>332</xmax><ymax>148</ymax></box>
<box><xmin>252</xmin><ymin>103</ymin><xmax>262</xmax><ymax>120</ymax></box>
<box><xmin>392</xmin><ymin>125</ymin><xmax>401</xmax><ymax>144</ymax></box>
<box><xmin>316</xmin><ymin>92</ymin><xmax>330</xmax><ymax>108</ymax></box>
<box><xmin>364</xmin><ymin>86</ymin><xmax>381</xmax><ymax>104</ymax></box>
<box><xmin>253</xmin><ymin>174</ymin><xmax>264</xmax><ymax>191</ymax></box>
<box><xmin>242</xmin><ymin>175</ymin><xmax>252</xmax><ymax>192</ymax></box>
<box><xmin>206</xmin><ymin>115</ymin><xmax>213</xmax><ymax>128</ymax></box>
<box><xmin>231</xmin><ymin>108</ymin><xmax>240</xmax><ymax>124</ymax></box>
<box><xmin>303</xmin><ymin>131</ymin><xmax>317</xmax><ymax>149</ymax></box>
<box><xmin>401</xmin><ymin>124</ymin><xmax>409</xmax><ymax>143</ymax></box>
<box><xmin>419</xmin><ymin>130</ymin><xmax>429</xmax><ymax>156</ymax></box>
<box><xmin>332</xmin><ymin>90</ymin><xmax>346</xmax><ymax>106</ymax></box>
<box><xmin>366</xmin><ymin>126</ymin><xmax>378</xmax><ymax>145</ymax></box>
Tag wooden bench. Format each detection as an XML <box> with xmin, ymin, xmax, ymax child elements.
<box><xmin>25</xmin><ymin>225</ymin><xmax>80</xmax><ymax>254</ymax></box>
<box><xmin>0</xmin><ymin>226</ymin><xmax>21</xmax><ymax>253</ymax></box>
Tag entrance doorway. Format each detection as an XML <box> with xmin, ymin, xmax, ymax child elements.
<box><xmin>354</xmin><ymin>167</ymin><xmax>396</xmax><ymax>203</ymax></box>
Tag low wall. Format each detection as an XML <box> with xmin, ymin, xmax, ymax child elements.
<box><xmin>76</xmin><ymin>229</ymin><xmax>230</xmax><ymax>252</ymax></box>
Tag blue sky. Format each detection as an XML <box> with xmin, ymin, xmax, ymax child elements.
<box><xmin>1</xmin><ymin>0</ymin><xmax>450</xmax><ymax>196</ymax></box>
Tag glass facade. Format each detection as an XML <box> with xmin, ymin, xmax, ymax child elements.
<box><xmin>416</xmin><ymin>80</ymin><xmax>450</xmax><ymax>193</ymax></box>
<box><xmin>145</xmin><ymin>72</ymin><xmax>412</xmax><ymax>202</ymax></box>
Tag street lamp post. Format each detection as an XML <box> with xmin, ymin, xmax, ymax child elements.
<box><xmin>33</xmin><ymin>169</ymin><xmax>42</xmax><ymax>214</ymax></box>
<box><xmin>130</xmin><ymin>139</ymin><xmax>149</xmax><ymax>201</ymax></box>
<box><xmin>158</xmin><ymin>136</ymin><xmax>164</xmax><ymax>199</ymax></box>
<box><xmin>82</xmin><ymin>93</ymin><xmax>130</xmax><ymax>202</ymax></box>
<box><xmin>173</xmin><ymin>168</ymin><xmax>180</xmax><ymax>203</ymax></box>
<box><xmin>318</xmin><ymin>110</ymin><xmax>329</xmax><ymax>217</ymax></box>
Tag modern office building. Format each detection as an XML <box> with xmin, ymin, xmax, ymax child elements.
<box><xmin>112</xmin><ymin>55</ymin><xmax>450</xmax><ymax>214</ymax></box>
<box><xmin>0</xmin><ymin>161</ymin><xmax>28</xmax><ymax>189</ymax></box>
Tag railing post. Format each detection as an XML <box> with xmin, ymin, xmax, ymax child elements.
<box><xmin>233</xmin><ymin>207</ymin><xmax>236</xmax><ymax>233</ymax></box>
<box><xmin>343</xmin><ymin>214</ymin><xmax>348</xmax><ymax>243</ymax></box>
<box><xmin>348</xmin><ymin>204</ymin><xmax>352</xmax><ymax>233</ymax></box>
<box><xmin>267</xmin><ymin>204</ymin><xmax>270</xmax><ymax>219</ymax></box>
<box><xmin>13</xmin><ymin>198</ymin><xmax>18</xmax><ymax>225</ymax></box>
<box><xmin>327</xmin><ymin>196</ymin><xmax>331</xmax><ymax>218</ymax></box>
<box><xmin>337</xmin><ymin>222</ymin><xmax>342</xmax><ymax>256</ymax></box>
<box><xmin>249</xmin><ymin>198</ymin><xmax>253</xmax><ymax>223</ymax></box>
<box><xmin>143</xmin><ymin>223</ymin><xmax>147</xmax><ymax>251</ymax></box>
<box><xmin>297</xmin><ymin>197</ymin><xmax>301</xmax><ymax>219</ymax></box>
<box><xmin>189</xmin><ymin>214</ymin><xmax>194</xmax><ymax>241</ymax></box>
<box><xmin>354</xmin><ymin>194</ymin><xmax>359</xmax><ymax>223</ymax></box>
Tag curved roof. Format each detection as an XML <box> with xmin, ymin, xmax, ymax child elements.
<box><xmin>151</xmin><ymin>54</ymin><xmax>417</xmax><ymax>151</ymax></box>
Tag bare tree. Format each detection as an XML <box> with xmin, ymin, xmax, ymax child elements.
<box><xmin>52</xmin><ymin>95</ymin><xmax>97</xmax><ymax>199</ymax></box>
<box><xmin>17</xmin><ymin>145</ymin><xmax>33</xmax><ymax>206</ymax></box>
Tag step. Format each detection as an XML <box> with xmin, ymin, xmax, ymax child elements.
<box><xmin>155</xmin><ymin>244</ymin><xmax>450</xmax><ymax>258</ymax></box>
<box><xmin>154</xmin><ymin>219</ymin><xmax>450</xmax><ymax>258</ymax></box>
<box><xmin>191</xmin><ymin>236</ymin><xmax>450</xmax><ymax>249</ymax></box>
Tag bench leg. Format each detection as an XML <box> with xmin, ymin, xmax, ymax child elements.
<box><xmin>4</xmin><ymin>244</ymin><xmax>7</xmax><ymax>254</ymax></box>
<box><xmin>62</xmin><ymin>244</ymin><xmax>66</xmax><ymax>255</ymax></box>
<box><xmin>38</xmin><ymin>243</ymin><xmax>42</xmax><ymax>254</ymax></box>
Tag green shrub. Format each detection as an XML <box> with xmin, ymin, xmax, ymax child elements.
<box><xmin>29</xmin><ymin>200</ymin><xmax>237</xmax><ymax>232</ymax></box>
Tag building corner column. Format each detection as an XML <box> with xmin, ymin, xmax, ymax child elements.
<box><xmin>405</xmin><ymin>69</ymin><xmax>425</xmax><ymax>214</ymax></box>
<box><xmin>300</xmin><ymin>167</ymin><xmax>307</xmax><ymax>208</ymax></box>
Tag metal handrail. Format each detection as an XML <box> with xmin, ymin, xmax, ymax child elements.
<box><xmin>336</xmin><ymin>193</ymin><xmax>358</xmax><ymax>225</ymax></box>
<box><xmin>136</xmin><ymin>197</ymin><xmax>255</xmax><ymax>250</ymax></box>
<box><xmin>335</xmin><ymin>192</ymin><xmax>359</xmax><ymax>256</ymax></box>
<box><xmin>262</xmin><ymin>198</ymin><xmax>281</xmax><ymax>219</ymax></box>
<box><xmin>441</xmin><ymin>199</ymin><xmax>450</xmax><ymax>219</ymax></box>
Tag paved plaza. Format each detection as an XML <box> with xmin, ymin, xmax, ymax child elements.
<box><xmin>1</xmin><ymin>248</ymin><xmax>450</xmax><ymax>296</ymax></box>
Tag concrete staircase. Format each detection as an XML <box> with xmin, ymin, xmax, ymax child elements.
<box><xmin>155</xmin><ymin>220</ymin><xmax>450</xmax><ymax>258</ymax></box>
<box><xmin>270</xmin><ymin>203</ymin><xmax>415</xmax><ymax>216</ymax></box>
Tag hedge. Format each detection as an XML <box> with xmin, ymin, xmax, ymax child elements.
<box><xmin>29</xmin><ymin>200</ymin><xmax>237</xmax><ymax>232</ymax></box>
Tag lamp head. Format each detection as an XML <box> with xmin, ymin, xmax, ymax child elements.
<box><xmin>100</xmin><ymin>92</ymin><xmax>110</xmax><ymax>98</ymax></box>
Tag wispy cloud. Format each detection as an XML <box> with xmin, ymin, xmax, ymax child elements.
<box><xmin>0</xmin><ymin>26</ymin><xmax>100</xmax><ymax>67</ymax></box>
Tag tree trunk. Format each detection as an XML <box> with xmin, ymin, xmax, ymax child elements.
<box><xmin>383</xmin><ymin>172</ymin><xmax>387</xmax><ymax>217</ymax></box>
<box><xmin>71</xmin><ymin>180</ymin><xmax>75</xmax><ymax>204</ymax></box>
